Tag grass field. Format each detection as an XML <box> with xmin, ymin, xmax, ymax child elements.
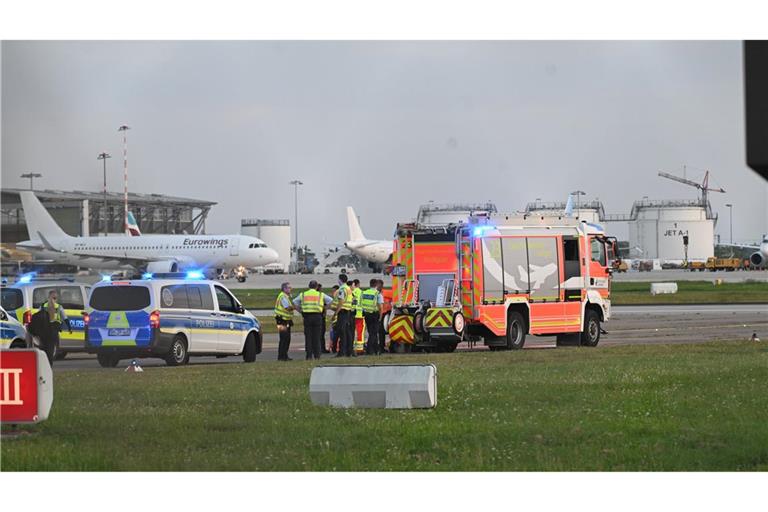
<box><xmin>3</xmin><ymin>341</ymin><xmax>767</xmax><ymax>471</ymax></box>
<box><xmin>234</xmin><ymin>281</ymin><xmax>768</xmax><ymax>310</ymax></box>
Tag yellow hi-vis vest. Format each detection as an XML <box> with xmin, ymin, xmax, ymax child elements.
<box><xmin>360</xmin><ymin>288</ymin><xmax>380</xmax><ymax>314</ymax></box>
<box><xmin>299</xmin><ymin>289</ymin><xmax>323</xmax><ymax>314</ymax></box>
<box><xmin>353</xmin><ymin>288</ymin><xmax>364</xmax><ymax>318</ymax></box>
<box><xmin>41</xmin><ymin>302</ymin><xmax>62</xmax><ymax>323</ymax></box>
<box><xmin>340</xmin><ymin>284</ymin><xmax>354</xmax><ymax>311</ymax></box>
<box><xmin>274</xmin><ymin>292</ymin><xmax>293</xmax><ymax>320</ymax></box>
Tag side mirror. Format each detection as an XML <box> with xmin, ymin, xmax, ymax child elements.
<box><xmin>0</xmin><ymin>311</ymin><xmax>7</xmax><ymax>321</ymax></box>
<box><xmin>237</xmin><ymin>304</ymin><xmax>245</xmax><ymax>314</ymax></box>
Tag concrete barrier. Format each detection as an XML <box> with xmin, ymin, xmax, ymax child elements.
<box><xmin>309</xmin><ymin>364</ymin><xmax>437</xmax><ymax>409</ymax></box>
<box><xmin>650</xmin><ymin>282</ymin><xmax>678</xmax><ymax>295</ymax></box>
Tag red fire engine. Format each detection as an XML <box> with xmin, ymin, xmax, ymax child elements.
<box><xmin>386</xmin><ymin>213</ymin><xmax>618</xmax><ymax>351</ymax></box>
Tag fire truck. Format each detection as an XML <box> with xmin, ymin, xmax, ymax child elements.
<box><xmin>386</xmin><ymin>213</ymin><xmax>618</xmax><ymax>352</ymax></box>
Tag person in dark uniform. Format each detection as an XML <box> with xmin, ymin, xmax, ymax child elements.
<box><xmin>317</xmin><ymin>284</ymin><xmax>331</xmax><ymax>353</ymax></box>
<box><xmin>294</xmin><ymin>280</ymin><xmax>333</xmax><ymax>360</ymax></box>
<box><xmin>31</xmin><ymin>290</ymin><xmax>71</xmax><ymax>365</ymax></box>
<box><xmin>361</xmin><ymin>278</ymin><xmax>384</xmax><ymax>355</ymax></box>
<box><xmin>334</xmin><ymin>274</ymin><xmax>355</xmax><ymax>357</ymax></box>
<box><xmin>274</xmin><ymin>282</ymin><xmax>295</xmax><ymax>361</ymax></box>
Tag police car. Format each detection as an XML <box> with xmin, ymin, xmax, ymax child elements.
<box><xmin>0</xmin><ymin>276</ymin><xmax>90</xmax><ymax>359</ymax></box>
<box><xmin>0</xmin><ymin>305</ymin><xmax>28</xmax><ymax>349</ymax></box>
<box><xmin>85</xmin><ymin>272</ymin><xmax>262</xmax><ymax>367</ymax></box>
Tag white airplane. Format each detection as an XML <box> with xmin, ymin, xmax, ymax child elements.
<box><xmin>721</xmin><ymin>237</ymin><xmax>768</xmax><ymax>267</ymax></box>
<box><xmin>16</xmin><ymin>191</ymin><xmax>280</xmax><ymax>277</ymax></box>
<box><xmin>344</xmin><ymin>206</ymin><xmax>392</xmax><ymax>264</ymax></box>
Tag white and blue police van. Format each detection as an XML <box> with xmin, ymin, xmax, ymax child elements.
<box><xmin>1</xmin><ymin>305</ymin><xmax>28</xmax><ymax>349</ymax></box>
<box><xmin>1</xmin><ymin>275</ymin><xmax>91</xmax><ymax>359</ymax></box>
<box><xmin>85</xmin><ymin>272</ymin><xmax>262</xmax><ymax>368</ymax></box>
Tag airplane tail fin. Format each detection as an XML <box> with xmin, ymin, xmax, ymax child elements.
<box><xmin>19</xmin><ymin>191</ymin><xmax>70</xmax><ymax>242</ymax></box>
<box><xmin>126</xmin><ymin>211</ymin><xmax>141</xmax><ymax>236</ymax></box>
<box><xmin>564</xmin><ymin>194</ymin><xmax>574</xmax><ymax>217</ymax></box>
<box><xmin>346</xmin><ymin>206</ymin><xmax>365</xmax><ymax>241</ymax></box>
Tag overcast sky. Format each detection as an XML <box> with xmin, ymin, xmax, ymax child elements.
<box><xmin>2</xmin><ymin>41</ymin><xmax>767</xmax><ymax>248</ymax></box>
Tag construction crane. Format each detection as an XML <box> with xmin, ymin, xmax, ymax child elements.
<box><xmin>658</xmin><ymin>170</ymin><xmax>726</xmax><ymax>207</ymax></box>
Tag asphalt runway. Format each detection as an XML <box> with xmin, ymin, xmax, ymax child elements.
<box><xmin>51</xmin><ymin>304</ymin><xmax>766</xmax><ymax>370</ymax></box>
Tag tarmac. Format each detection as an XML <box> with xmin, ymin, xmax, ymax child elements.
<box><xmin>51</xmin><ymin>304</ymin><xmax>767</xmax><ymax>370</ymax></box>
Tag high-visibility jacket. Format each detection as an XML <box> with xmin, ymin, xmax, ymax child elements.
<box><xmin>339</xmin><ymin>284</ymin><xmax>354</xmax><ymax>311</ymax></box>
<box><xmin>360</xmin><ymin>288</ymin><xmax>380</xmax><ymax>314</ymax></box>
<box><xmin>299</xmin><ymin>289</ymin><xmax>323</xmax><ymax>314</ymax></box>
<box><xmin>41</xmin><ymin>302</ymin><xmax>62</xmax><ymax>323</ymax></box>
<box><xmin>274</xmin><ymin>292</ymin><xmax>293</xmax><ymax>320</ymax></box>
<box><xmin>353</xmin><ymin>288</ymin><xmax>363</xmax><ymax>318</ymax></box>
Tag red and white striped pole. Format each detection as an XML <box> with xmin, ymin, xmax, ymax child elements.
<box><xmin>118</xmin><ymin>125</ymin><xmax>130</xmax><ymax>233</ymax></box>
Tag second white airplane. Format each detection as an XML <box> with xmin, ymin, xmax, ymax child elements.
<box><xmin>344</xmin><ymin>206</ymin><xmax>392</xmax><ymax>264</ymax></box>
<box><xmin>17</xmin><ymin>191</ymin><xmax>280</xmax><ymax>277</ymax></box>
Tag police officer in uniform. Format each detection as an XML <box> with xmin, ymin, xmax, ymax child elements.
<box><xmin>274</xmin><ymin>282</ymin><xmax>295</xmax><ymax>361</ymax></box>
<box><xmin>334</xmin><ymin>274</ymin><xmax>355</xmax><ymax>357</ymax></box>
<box><xmin>34</xmin><ymin>289</ymin><xmax>72</xmax><ymax>364</ymax></box>
<box><xmin>361</xmin><ymin>279</ymin><xmax>384</xmax><ymax>355</ymax></box>
<box><xmin>294</xmin><ymin>280</ymin><xmax>332</xmax><ymax>360</ymax></box>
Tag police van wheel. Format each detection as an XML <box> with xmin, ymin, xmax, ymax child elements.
<box><xmin>10</xmin><ymin>339</ymin><xmax>26</xmax><ymax>349</ymax></box>
<box><xmin>506</xmin><ymin>311</ymin><xmax>526</xmax><ymax>350</ymax></box>
<box><xmin>166</xmin><ymin>335</ymin><xmax>190</xmax><ymax>366</ymax></box>
<box><xmin>580</xmin><ymin>309</ymin><xmax>601</xmax><ymax>347</ymax></box>
<box><xmin>243</xmin><ymin>333</ymin><xmax>258</xmax><ymax>362</ymax></box>
<box><xmin>97</xmin><ymin>353</ymin><xmax>119</xmax><ymax>368</ymax></box>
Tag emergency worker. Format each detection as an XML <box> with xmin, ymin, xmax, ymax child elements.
<box><xmin>34</xmin><ymin>290</ymin><xmax>71</xmax><ymax>364</ymax></box>
<box><xmin>361</xmin><ymin>278</ymin><xmax>384</xmax><ymax>355</ymax></box>
<box><xmin>274</xmin><ymin>282</ymin><xmax>295</xmax><ymax>361</ymax></box>
<box><xmin>317</xmin><ymin>284</ymin><xmax>331</xmax><ymax>353</ymax></box>
<box><xmin>294</xmin><ymin>280</ymin><xmax>333</xmax><ymax>360</ymax></box>
<box><xmin>328</xmin><ymin>285</ymin><xmax>340</xmax><ymax>353</ymax></box>
<box><xmin>334</xmin><ymin>274</ymin><xmax>355</xmax><ymax>357</ymax></box>
<box><xmin>351</xmin><ymin>279</ymin><xmax>365</xmax><ymax>354</ymax></box>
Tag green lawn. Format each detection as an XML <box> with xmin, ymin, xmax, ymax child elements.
<box><xmin>235</xmin><ymin>281</ymin><xmax>768</xmax><ymax>310</ymax></box>
<box><xmin>610</xmin><ymin>280</ymin><xmax>768</xmax><ymax>304</ymax></box>
<box><xmin>3</xmin><ymin>341</ymin><xmax>767</xmax><ymax>471</ymax></box>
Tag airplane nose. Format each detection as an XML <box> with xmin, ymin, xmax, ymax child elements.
<box><xmin>267</xmin><ymin>248</ymin><xmax>279</xmax><ymax>262</ymax></box>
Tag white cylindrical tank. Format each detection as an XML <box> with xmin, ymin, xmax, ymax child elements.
<box><xmin>241</xmin><ymin>219</ymin><xmax>291</xmax><ymax>271</ymax></box>
<box><xmin>416</xmin><ymin>202</ymin><xmax>497</xmax><ymax>226</ymax></box>
<box><xmin>628</xmin><ymin>204</ymin><xmax>714</xmax><ymax>261</ymax></box>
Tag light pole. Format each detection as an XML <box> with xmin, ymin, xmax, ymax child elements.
<box><xmin>725</xmin><ymin>203</ymin><xmax>733</xmax><ymax>244</ymax></box>
<box><xmin>289</xmin><ymin>179</ymin><xmax>303</xmax><ymax>268</ymax></box>
<box><xmin>118</xmin><ymin>125</ymin><xmax>130</xmax><ymax>233</ymax></box>
<box><xmin>97</xmin><ymin>152</ymin><xmax>111</xmax><ymax>235</ymax></box>
<box><xmin>571</xmin><ymin>190</ymin><xmax>586</xmax><ymax>217</ymax></box>
<box><xmin>20</xmin><ymin>173</ymin><xmax>42</xmax><ymax>190</ymax></box>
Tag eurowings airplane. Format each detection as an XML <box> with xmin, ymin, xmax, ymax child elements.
<box><xmin>126</xmin><ymin>211</ymin><xmax>141</xmax><ymax>236</ymax></box>
<box><xmin>16</xmin><ymin>191</ymin><xmax>280</xmax><ymax>276</ymax></box>
<box><xmin>344</xmin><ymin>206</ymin><xmax>392</xmax><ymax>264</ymax></box>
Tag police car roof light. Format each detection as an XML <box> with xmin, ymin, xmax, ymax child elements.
<box><xmin>142</xmin><ymin>272</ymin><xmax>153</xmax><ymax>280</ymax></box>
<box><xmin>186</xmin><ymin>270</ymin><xmax>205</xmax><ymax>280</ymax></box>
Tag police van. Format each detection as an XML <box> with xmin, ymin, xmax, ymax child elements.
<box><xmin>0</xmin><ymin>276</ymin><xmax>90</xmax><ymax>359</ymax></box>
<box><xmin>85</xmin><ymin>272</ymin><xmax>262</xmax><ymax>367</ymax></box>
<box><xmin>1</xmin><ymin>305</ymin><xmax>28</xmax><ymax>348</ymax></box>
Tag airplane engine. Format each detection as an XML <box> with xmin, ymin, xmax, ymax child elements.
<box><xmin>146</xmin><ymin>260</ymin><xmax>180</xmax><ymax>273</ymax></box>
<box><xmin>750</xmin><ymin>251</ymin><xmax>765</xmax><ymax>267</ymax></box>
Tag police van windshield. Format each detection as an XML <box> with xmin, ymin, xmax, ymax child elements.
<box><xmin>90</xmin><ymin>286</ymin><xmax>151</xmax><ymax>311</ymax></box>
<box><xmin>1</xmin><ymin>288</ymin><xmax>23</xmax><ymax>311</ymax></box>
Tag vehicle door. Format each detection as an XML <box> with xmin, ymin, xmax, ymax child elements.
<box><xmin>526</xmin><ymin>236</ymin><xmax>566</xmax><ymax>334</ymax></box>
<box><xmin>588</xmin><ymin>236</ymin><xmax>610</xmax><ymax>290</ymax></box>
<box><xmin>185</xmin><ymin>283</ymin><xmax>218</xmax><ymax>352</ymax></box>
<box><xmin>213</xmin><ymin>285</ymin><xmax>248</xmax><ymax>353</ymax></box>
<box><xmin>158</xmin><ymin>284</ymin><xmax>195</xmax><ymax>351</ymax></box>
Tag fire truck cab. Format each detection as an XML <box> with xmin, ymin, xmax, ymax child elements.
<box><xmin>387</xmin><ymin>213</ymin><xmax>617</xmax><ymax>351</ymax></box>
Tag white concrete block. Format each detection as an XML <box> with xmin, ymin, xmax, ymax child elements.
<box><xmin>650</xmin><ymin>282</ymin><xmax>678</xmax><ymax>295</ymax></box>
<box><xmin>309</xmin><ymin>364</ymin><xmax>437</xmax><ymax>409</ymax></box>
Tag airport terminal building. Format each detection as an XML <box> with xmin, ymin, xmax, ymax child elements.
<box><xmin>1</xmin><ymin>188</ymin><xmax>216</xmax><ymax>244</ymax></box>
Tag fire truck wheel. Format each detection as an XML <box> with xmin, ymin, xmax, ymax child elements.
<box><xmin>97</xmin><ymin>352</ymin><xmax>119</xmax><ymax>368</ymax></box>
<box><xmin>166</xmin><ymin>334</ymin><xmax>190</xmax><ymax>366</ymax></box>
<box><xmin>413</xmin><ymin>312</ymin><xmax>424</xmax><ymax>334</ymax></box>
<box><xmin>581</xmin><ymin>309</ymin><xmax>601</xmax><ymax>347</ymax></box>
<box><xmin>506</xmin><ymin>311</ymin><xmax>526</xmax><ymax>350</ymax></box>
